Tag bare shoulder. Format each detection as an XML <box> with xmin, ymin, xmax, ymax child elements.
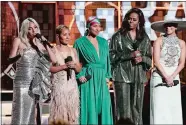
<box><xmin>13</xmin><ymin>37</ymin><xmax>21</xmax><ymax>45</ymax></box>
<box><xmin>154</xmin><ymin>37</ymin><xmax>163</xmax><ymax>46</ymax></box>
<box><xmin>12</xmin><ymin>37</ymin><xmax>23</xmax><ymax>50</ymax></box>
<box><xmin>72</xmin><ymin>48</ymin><xmax>77</xmax><ymax>54</ymax></box>
<box><xmin>51</xmin><ymin>46</ymin><xmax>56</xmax><ymax>54</ymax></box>
<box><xmin>9</xmin><ymin>37</ymin><xmax>22</xmax><ymax>57</ymax></box>
<box><xmin>179</xmin><ymin>39</ymin><xmax>186</xmax><ymax>48</ymax></box>
<box><xmin>156</xmin><ymin>37</ymin><xmax>163</xmax><ymax>42</ymax></box>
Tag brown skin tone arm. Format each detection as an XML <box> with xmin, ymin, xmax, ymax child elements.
<box><xmin>50</xmin><ymin>64</ymin><xmax>68</xmax><ymax>73</ymax></box>
<box><xmin>66</xmin><ymin>48</ymin><xmax>82</xmax><ymax>73</ymax></box>
<box><xmin>50</xmin><ymin>48</ymin><xmax>82</xmax><ymax>73</ymax></box>
<box><xmin>48</xmin><ymin>47</ymin><xmax>68</xmax><ymax>73</ymax></box>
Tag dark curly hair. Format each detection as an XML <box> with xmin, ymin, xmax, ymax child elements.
<box><xmin>121</xmin><ymin>8</ymin><xmax>146</xmax><ymax>41</ymax></box>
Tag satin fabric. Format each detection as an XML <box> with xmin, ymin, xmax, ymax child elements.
<box><xmin>110</xmin><ymin>30</ymin><xmax>152</xmax><ymax>125</ymax></box>
<box><xmin>74</xmin><ymin>36</ymin><xmax>113</xmax><ymax>125</ymax></box>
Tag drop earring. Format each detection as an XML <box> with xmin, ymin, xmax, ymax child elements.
<box><xmin>137</xmin><ymin>23</ymin><xmax>140</xmax><ymax>30</ymax></box>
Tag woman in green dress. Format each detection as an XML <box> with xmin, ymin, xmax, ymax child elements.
<box><xmin>73</xmin><ymin>16</ymin><xmax>113</xmax><ymax>125</ymax></box>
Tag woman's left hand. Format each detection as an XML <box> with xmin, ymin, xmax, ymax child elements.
<box><xmin>165</xmin><ymin>76</ymin><xmax>174</xmax><ymax>86</ymax></box>
<box><xmin>134</xmin><ymin>56</ymin><xmax>142</xmax><ymax>64</ymax></box>
<box><xmin>106</xmin><ymin>79</ymin><xmax>112</xmax><ymax>89</ymax></box>
<box><xmin>106</xmin><ymin>78</ymin><xmax>110</xmax><ymax>83</ymax></box>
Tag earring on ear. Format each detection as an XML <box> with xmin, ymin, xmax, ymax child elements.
<box><xmin>137</xmin><ymin>23</ymin><xmax>140</xmax><ymax>30</ymax></box>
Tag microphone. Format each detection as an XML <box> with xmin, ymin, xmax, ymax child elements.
<box><xmin>133</xmin><ymin>42</ymin><xmax>141</xmax><ymax>57</ymax></box>
<box><xmin>64</xmin><ymin>56</ymin><xmax>73</xmax><ymax>80</ymax></box>
<box><xmin>133</xmin><ymin>43</ymin><xmax>138</xmax><ymax>51</ymax></box>
<box><xmin>154</xmin><ymin>80</ymin><xmax>179</xmax><ymax>88</ymax></box>
<box><xmin>85</xmin><ymin>74</ymin><xmax>92</xmax><ymax>81</ymax></box>
<box><xmin>35</xmin><ymin>33</ymin><xmax>53</xmax><ymax>48</ymax></box>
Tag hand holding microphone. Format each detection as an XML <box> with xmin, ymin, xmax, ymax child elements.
<box><xmin>131</xmin><ymin>42</ymin><xmax>143</xmax><ymax>64</ymax></box>
<box><xmin>131</xmin><ymin>50</ymin><xmax>142</xmax><ymax>64</ymax></box>
<box><xmin>131</xmin><ymin>50</ymin><xmax>141</xmax><ymax>58</ymax></box>
<box><xmin>65</xmin><ymin>56</ymin><xmax>73</xmax><ymax>80</ymax></box>
<box><xmin>65</xmin><ymin>56</ymin><xmax>74</xmax><ymax>68</ymax></box>
<box><xmin>35</xmin><ymin>33</ymin><xmax>53</xmax><ymax>48</ymax></box>
<box><xmin>65</xmin><ymin>56</ymin><xmax>92</xmax><ymax>83</ymax></box>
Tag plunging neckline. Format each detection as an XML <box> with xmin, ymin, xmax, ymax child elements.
<box><xmin>127</xmin><ymin>32</ymin><xmax>137</xmax><ymax>43</ymax></box>
<box><xmin>84</xmin><ymin>36</ymin><xmax>100</xmax><ymax>59</ymax></box>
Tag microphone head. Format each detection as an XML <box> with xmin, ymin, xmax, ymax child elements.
<box><xmin>133</xmin><ymin>44</ymin><xmax>138</xmax><ymax>50</ymax></box>
<box><xmin>65</xmin><ymin>56</ymin><xmax>73</xmax><ymax>63</ymax></box>
<box><xmin>35</xmin><ymin>33</ymin><xmax>42</xmax><ymax>39</ymax></box>
<box><xmin>85</xmin><ymin>74</ymin><xmax>92</xmax><ymax>81</ymax></box>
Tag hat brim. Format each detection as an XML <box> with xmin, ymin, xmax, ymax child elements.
<box><xmin>151</xmin><ymin>20</ymin><xmax>186</xmax><ymax>33</ymax></box>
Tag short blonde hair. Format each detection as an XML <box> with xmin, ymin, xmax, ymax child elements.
<box><xmin>56</xmin><ymin>25</ymin><xmax>69</xmax><ymax>45</ymax></box>
<box><xmin>56</xmin><ymin>25</ymin><xmax>69</xmax><ymax>35</ymax></box>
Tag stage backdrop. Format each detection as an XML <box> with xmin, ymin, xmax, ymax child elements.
<box><xmin>1</xmin><ymin>1</ymin><xmax>186</xmax><ymax>90</ymax></box>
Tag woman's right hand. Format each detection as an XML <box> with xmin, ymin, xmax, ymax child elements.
<box><xmin>61</xmin><ymin>64</ymin><xmax>68</xmax><ymax>70</ymax></box>
<box><xmin>131</xmin><ymin>50</ymin><xmax>141</xmax><ymax>58</ymax></box>
<box><xmin>164</xmin><ymin>76</ymin><xmax>174</xmax><ymax>86</ymax></box>
<box><xmin>79</xmin><ymin>76</ymin><xmax>87</xmax><ymax>83</ymax></box>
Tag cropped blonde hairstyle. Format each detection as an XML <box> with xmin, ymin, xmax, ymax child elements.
<box><xmin>19</xmin><ymin>18</ymin><xmax>41</xmax><ymax>47</ymax></box>
<box><xmin>56</xmin><ymin>25</ymin><xmax>69</xmax><ymax>45</ymax></box>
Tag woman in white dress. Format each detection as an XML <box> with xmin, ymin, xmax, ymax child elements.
<box><xmin>150</xmin><ymin>19</ymin><xmax>186</xmax><ymax>124</ymax></box>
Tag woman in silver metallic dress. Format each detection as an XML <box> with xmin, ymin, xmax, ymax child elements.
<box><xmin>150</xmin><ymin>19</ymin><xmax>186</xmax><ymax>124</ymax></box>
<box><xmin>9</xmin><ymin>18</ymin><xmax>55</xmax><ymax>124</ymax></box>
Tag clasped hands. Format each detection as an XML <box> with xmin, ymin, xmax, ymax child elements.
<box><xmin>131</xmin><ymin>50</ymin><xmax>142</xmax><ymax>64</ymax></box>
<box><xmin>163</xmin><ymin>75</ymin><xmax>174</xmax><ymax>87</ymax></box>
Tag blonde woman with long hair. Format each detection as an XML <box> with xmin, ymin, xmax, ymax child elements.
<box><xmin>9</xmin><ymin>17</ymin><xmax>55</xmax><ymax>124</ymax></box>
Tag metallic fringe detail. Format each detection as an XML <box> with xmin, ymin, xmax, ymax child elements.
<box><xmin>49</xmin><ymin>71</ymin><xmax>79</xmax><ymax>124</ymax></box>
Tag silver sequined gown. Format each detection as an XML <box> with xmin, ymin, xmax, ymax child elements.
<box><xmin>11</xmin><ymin>47</ymin><xmax>51</xmax><ymax>124</ymax></box>
<box><xmin>150</xmin><ymin>35</ymin><xmax>183</xmax><ymax>124</ymax></box>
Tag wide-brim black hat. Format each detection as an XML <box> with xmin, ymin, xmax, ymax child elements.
<box><xmin>151</xmin><ymin>20</ymin><xmax>186</xmax><ymax>33</ymax></box>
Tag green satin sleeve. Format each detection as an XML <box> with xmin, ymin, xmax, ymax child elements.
<box><xmin>109</xmin><ymin>32</ymin><xmax>132</xmax><ymax>66</ymax></box>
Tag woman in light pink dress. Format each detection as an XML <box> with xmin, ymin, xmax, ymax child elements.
<box><xmin>49</xmin><ymin>25</ymin><xmax>81</xmax><ymax>124</ymax></box>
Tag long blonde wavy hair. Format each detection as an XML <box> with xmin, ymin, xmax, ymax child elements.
<box><xmin>19</xmin><ymin>17</ymin><xmax>41</xmax><ymax>47</ymax></box>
